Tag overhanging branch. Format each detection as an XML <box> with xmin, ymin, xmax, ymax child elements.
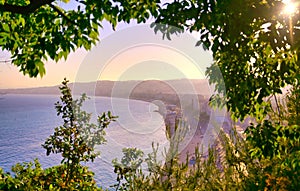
<box><xmin>49</xmin><ymin>4</ymin><xmax>77</xmax><ymax>25</ymax></box>
<box><xmin>0</xmin><ymin>59</ymin><xmax>12</xmax><ymax>63</ymax></box>
<box><xmin>0</xmin><ymin>0</ymin><xmax>55</xmax><ymax>14</ymax></box>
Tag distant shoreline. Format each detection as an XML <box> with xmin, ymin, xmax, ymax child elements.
<box><xmin>0</xmin><ymin>79</ymin><xmax>213</xmax><ymax>166</ymax></box>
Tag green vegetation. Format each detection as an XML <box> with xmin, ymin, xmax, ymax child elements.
<box><xmin>0</xmin><ymin>79</ymin><xmax>116</xmax><ymax>190</ymax></box>
<box><xmin>1</xmin><ymin>0</ymin><xmax>300</xmax><ymax>190</ymax></box>
<box><xmin>0</xmin><ymin>159</ymin><xmax>100</xmax><ymax>190</ymax></box>
<box><xmin>153</xmin><ymin>0</ymin><xmax>300</xmax><ymax>120</ymax></box>
<box><xmin>42</xmin><ymin>78</ymin><xmax>117</xmax><ymax>188</ymax></box>
<box><xmin>108</xmin><ymin>118</ymin><xmax>300</xmax><ymax>190</ymax></box>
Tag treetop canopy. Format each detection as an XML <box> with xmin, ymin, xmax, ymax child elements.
<box><xmin>0</xmin><ymin>0</ymin><xmax>160</xmax><ymax>77</ymax></box>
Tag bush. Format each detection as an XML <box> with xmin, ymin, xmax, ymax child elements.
<box><xmin>0</xmin><ymin>79</ymin><xmax>116</xmax><ymax>190</ymax></box>
<box><xmin>111</xmin><ymin>121</ymin><xmax>300</xmax><ymax>191</ymax></box>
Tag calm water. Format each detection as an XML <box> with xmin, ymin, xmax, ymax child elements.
<box><xmin>0</xmin><ymin>94</ymin><xmax>168</xmax><ymax>189</ymax></box>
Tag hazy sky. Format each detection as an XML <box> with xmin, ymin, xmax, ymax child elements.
<box><xmin>0</xmin><ymin>6</ymin><xmax>213</xmax><ymax>89</ymax></box>
<box><xmin>0</xmin><ymin>21</ymin><xmax>115</xmax><ymax>89</ymax></box>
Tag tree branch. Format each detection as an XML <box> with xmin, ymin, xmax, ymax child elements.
<box><xmin>0</xmin><ymin>59</ymin><xmax>12</xmax><ymax>63</ymax></box>
<box><xmin>273</xmin><ymin>93</ymin><xmax>281</xmax><ymax>117</ymax></box>
<box><xmin>49</xmin><ymin>3</ymin><xmax>77</xmax><ymax>25</ymax></box>
<box><xmin>0</xmin><ymin>0</ymin><xmax>55</xmax><ymax>14</ymax></box>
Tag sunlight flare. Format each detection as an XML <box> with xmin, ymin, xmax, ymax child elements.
<box><xmin>282</xmin><ymin>0</ymin><xmax>297</xmax><ymax>15</ymax></box>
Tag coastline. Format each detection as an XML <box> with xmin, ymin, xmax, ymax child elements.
<box><xmin>1</xmin><ymin>92</ymin><xmax>244</xmax><ymax>168</ymax></box>
<box><xmin>1</xmin><ymin>91</ymin><xmax>221</xmax><ymax>165</ymax></box>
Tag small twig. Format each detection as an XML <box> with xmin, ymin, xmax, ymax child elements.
<box><xmin>0</xmin><ymin>59</ymin><xmax>12</xmax><ymax>63</ymax></box>
<box><xmin>49</xmin><ymin>3</ymin><xmax>77</xmax><ymax>26</ymax></box>
<box><xmin>273</xmin><ymin>93</ymin><xmax>281</xmax><ymax>117</ymax></box>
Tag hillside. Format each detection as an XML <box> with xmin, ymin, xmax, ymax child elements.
<box><xmin>0</xmin><ymin>79</ymin><xmax>212</xmax><ymax>105</ymax></box>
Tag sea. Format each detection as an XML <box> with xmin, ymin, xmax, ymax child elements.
<box><xmin>0</xmin><ymin>94</ymin><xmax>169</xmax><ymax>189</ymax></box>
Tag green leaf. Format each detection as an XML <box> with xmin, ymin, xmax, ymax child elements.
<box><xmin>20</xmin><ymin>17</ymin><xmax>25</xmax><ymax>27</ymax></box>
<box><xmin>35</xmin><ymin>60</ymin><xmax>46</xmax><ymax>77</ymax></box>
<box><xmin>61</xmin><ymin>0</ymin><xmax>70</xmax><ymax>3</ymax></box>
<box><xmin>2</xmin><ymin>23</ymin><xmax>9</xmax><ymax>32</ymax></box>
<box><xmin>89</xmin><ymin>30</ymin><xmax>98</xmax><ymax>39</ymax></box>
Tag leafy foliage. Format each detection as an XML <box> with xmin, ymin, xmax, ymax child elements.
<box><xmin>110</xmin><ymin>129</ymin><xmax>248</xmax><ymax>190</ymax></box>
<box><xmin>153</xmin><ymin>0</ymin><xmax>300</xmax><ymax>119</ymax></box>
<box><xmin>245</xmin><ymin>121</ymin><xmax>300</xmax><ymax>190</ymax></box>
<box><xmin>270</xmin><ymin>83</ymin><xmax>300</xmax><ymax>126</ymax></box>
<box><xmin>0</xmin><ymin>0</ymin><xmax>160</xmax><ymax>77</ymax></box>
<box><xmin>0</xmin><ymin>159</ymin><xmax>101</xmax><ymax>190</ymax></box>
<box><xmin>112</xmin><ymin>148</ymin><xmax>144</xmax><ymax>190</ymax></box>
<box><xmin>284</xmin><ymin>86</ymin><xmax>300</xmax><ymax>125</ymax></box>
<box><xmin>42</xmin><ymin>78</ymin><xmax>117</xmax><ymax>187</ymax></box>
<box><xmin>246</xmin><ymin>121</ymin><xmax>300</xmax><ymax>159</ymax></box>
<box><xmin>0</xmin><ymin>79</ymin><xmax>117</xmax><ymax>190</ymax></box>
<box><xmin>109</xmin><ymin>124</ymin><xmax>300</xmax><ymax>191</ymax></box>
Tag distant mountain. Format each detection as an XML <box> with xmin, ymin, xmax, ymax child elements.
<box><xmin>0</xmin><ymin>85</ymin><xmax>61</xmax><ymax>95</ymax></box>
<box><xmin>0</xmin><ymin>79</ymin><xmax>213</xmax><ymax>104</ymax></box>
